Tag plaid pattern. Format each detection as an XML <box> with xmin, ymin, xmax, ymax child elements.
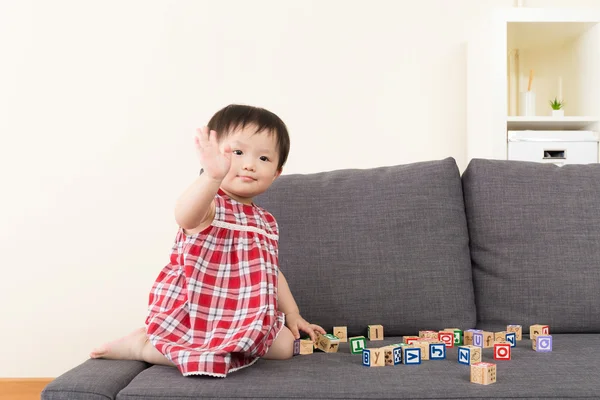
<box><xmin>145</xmin><ymin>189</ymin><xmax>284</xmax><ymax>377</ymax></box>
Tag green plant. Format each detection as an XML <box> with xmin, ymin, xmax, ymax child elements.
<box><xmin>549</xmin><ymin>97</ymin><xmax>564</xmax><ymax>110</ymax></box>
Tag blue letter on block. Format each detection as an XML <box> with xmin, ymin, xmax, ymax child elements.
<box><xmin>536</xmin><ymin>336</ymin><xmax>553</xmax><ymax>352</ymax></box>
<box><xmin>506</xmin><ymin>332</ymin><xmax>516</xmax><ymax>347</ymax></box>
<box><xmin>458</xmin><ymin>347</ymin><xmax>470</xmax><ymax>365</ymax></box>
<box><xmin>393</xmin><ymin>347</ymin><xmax>402</xmax><ymax>365</ymax></box>
<box><xmin>429</xmin><ymin>343</ymin><xmax>446</xmax><ymax>360</ymax></box>
<box><xmin>362</xmin><ymin>349</ymin><xmax>371</xmax><ymax>366</ymax></box>
<box><xmin>403</xmin><ymin>348</ymin><xmax>421</xmax><ymax>365</ymax></box>
<box><xmin>473</xmin><ymin>333</ymin><xmax>483</xmax><ymax>347</ymax></box>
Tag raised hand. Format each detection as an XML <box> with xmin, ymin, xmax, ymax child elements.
<box><xmin>194</xmin><ymin>126</ymin><xmax>232</xmax><ymax>181</ymax></box>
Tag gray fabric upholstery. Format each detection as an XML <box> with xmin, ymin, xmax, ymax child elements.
<box><xmin>41</xmin><ymin>359</ymin><xmax>148</xmax><ymax>400</ymax></box>
<box><xmin>116</xmin><ymin>334</ymin><xmax>600</xmax><ymax>400</ymax></box>
<box><xmin>462</xmin><ymin>159</ymin><xmax>600</xmax><ymax>333</ymax></box>
<box><xmin>255</xmin><ymin>157</ymin><xmax>476</xmax><ymax>336</ymax></box>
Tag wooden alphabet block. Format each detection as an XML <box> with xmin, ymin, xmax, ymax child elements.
<box><xmin>443</xmin><ymin>328</ymin><xmax>463</xmax><ymax>346</ymax></box>
<box><xmin>293</xmin><ymin>339</ymin><xmax>301</xmax><ymax>355</ymax></box>
<box><xmin>403</xmin><ymin>336</ymin><xmax>420</xmax><ymax>345</ymax></box>
<box><xmin>458</xmin><ymin>345</ymin><xmax>482</xmax><ymax>365</ymax></box>
<box><xmin>349</xmin><ymin>336</ymin><xmax>367</xmax><ymax>354</ymax></box>
<box><xmin>402</xmin><ymin>347</ymin><xmax>421</xmax><ymax>365</ymax></box>
<box><xmin>493</xmin><ymin>343</ymin><xmax>511</xmax><ymax>360</ymax></box>
<box><xmin>470</xmin><ymin>362</ymin><xmax>497</xmax><ymax>385</ymax></box>
<box><xmin>299</xmin><ymin>339</ymin><xmax>314</xmax><ymax>355</ymax></box>
<box><xmin>530</xmin><ymin>324</ymin><xmax>549</xmax><ymax>339</ymax></box>
<box><xmin>429</xmin><ymin>343</ymin><xmax>446</xmax><ymax>360</ymax></box>
<box><xmin>412</xmin><ymin>341</ymin><xmax>430</xmax><ymax>360</ymax></box>
<box><xmin>482</xmin><ymin>331</ymin><xmax>494</xmax><ymax>348</ymax></box>
<box><xmin>333</xmin><ymin>326</ymin><xmax>347</xmax><ymax>342</ymax></box>
<box><xmin>316</xmin><ymin>334</ymin><xmax>340</xmax><ymax>353</ymax></box>
<box><xmin>532</xmin><ymin>335</ymin><xmax>553</xmax><ymax>352</ymax></box>
<box><xmin>362</xmin><ymin>348</ymin><xmax>385</xmax><ymax>367</ymax></box>
<box><xmin>507</xmin><ymin>324</ymin><xmax>522</xmax><ymax>340</ymax></box>
<box><xmin>382</xmin><ymin>345</ymin><xmax>403</xmax><ymax>366</ymax></box>
<box><xmin>419</xmin><ymin>330</ymin><xmax>438</xmax><ymax>339</ymax></box>
<box><xmin>368</xmin><ymin>325</ymin><xmax>384</xmax><ymax>341</ymax></box>
<box><xmin>438</xmin><ymin>331</ymin><xmax>455</xmax><ymax>348</ymax></box>
<box><xmin>463</xmin><ymin>329</ymin><xmax>482</xmax><ymax>346</ymax></box>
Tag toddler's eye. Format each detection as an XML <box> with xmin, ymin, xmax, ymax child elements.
<box><xmin>232</xmin><ymin>150</ymin><xmax>243</xmax><ymax>155</ymax></box>
<box><xmin>259</xmin><ymin>156</ymin><xmax>269</xmax><ymax>162</ymax></box>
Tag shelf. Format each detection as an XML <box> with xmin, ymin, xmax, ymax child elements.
<box><xmin>506</xmin><ymin>116</ymin><xmax>599</xmax><ymax>131</ymax></box>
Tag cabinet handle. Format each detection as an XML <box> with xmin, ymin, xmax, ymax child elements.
<box><xmin>543</xmin><ymin>149</ymin><xmax>566</xmax><ymax>160</ymax></box>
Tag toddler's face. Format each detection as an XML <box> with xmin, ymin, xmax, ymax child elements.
<box><xmin>219</xmin><ymin>125</ymin><xmax>281</xmax><ymax>204</ymax></box>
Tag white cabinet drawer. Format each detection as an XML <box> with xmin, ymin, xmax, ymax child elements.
<box><xmin>508</xmin><ymin>141</ymin><xmax>598</xmax><ymax>165</ymax></box>
<box><xmin>507</xmin><ymin>131</ymin><xmax>599</xmax><ymax>165</ymax></box>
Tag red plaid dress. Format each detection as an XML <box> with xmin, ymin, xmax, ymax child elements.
<box><xmin>145</xmin><ymin>189</ymin><xmax>285</xmax><ymax>377</ymax></box>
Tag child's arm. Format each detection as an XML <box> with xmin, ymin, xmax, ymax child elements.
<box><xmin>277</xmin><ymin>271</ymin><xmax>300</xmax><ymax>316</ymax></box>
<box><xmin>278</xmin><ymin>271</ymin><xmax>325</xmax><ymax>340</ymax></box>
<box><xmin>174</xmin><ymin>174</ymin><xmax>221</xmax><ymax>230</ymax></box>
<box><xmin>174</xmin><ymin>127</ymin><xmax>232</xmax><ymax>230</ymax></box>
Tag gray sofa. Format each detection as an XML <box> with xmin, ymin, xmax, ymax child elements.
<box><xmin>43</xmin><ymin>157</ymin><xmax>600</xmax><ymax>400</ymax></box>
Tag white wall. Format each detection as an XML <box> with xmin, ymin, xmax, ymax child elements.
<box><xmin>1</xmin><ymin>0</ymin><xmax>598</xmax><ymax>377</ymax></box>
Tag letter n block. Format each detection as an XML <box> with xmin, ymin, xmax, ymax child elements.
<box><xmin>458</xmin><ymin>345</ymin><xmax>481</xmax><ymax>365</ymax></box>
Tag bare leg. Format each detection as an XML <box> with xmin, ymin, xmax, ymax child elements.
<box><xmin>262</xmin><ymin>326</ymin><xmax>295</xmax><ymax>360</ymax></box>
<box><xmin>90</xmin><ymin>327</ymin><xmax>174</xmax><ymax>367</ymax></box>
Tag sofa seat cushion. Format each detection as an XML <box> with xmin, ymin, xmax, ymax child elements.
<box><xmin>255</xmin><ymin>157</ymin><xmax>476</xmax><ymax>336</ymax></box>
<box><xmin>113</xmin><ymin>334</ymin><xmax>600</xmax><ymax>400</ymax></box>
<box><xmin>41</xmin><ymin>359</ymin><xmax>149</xmax><ymax>400</ymax></box>
<box><xmin>462</xmin><ymin>159</ymin><xmax>600</xmax><ymax>333</ymax></box>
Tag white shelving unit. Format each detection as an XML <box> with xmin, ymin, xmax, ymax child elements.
<box><xmin>467</xmin><ymin>7</ymin><xmax>600</xmax><ymax>162</ymax></box>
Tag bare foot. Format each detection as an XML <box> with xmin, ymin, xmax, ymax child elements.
<box><xmin>90</xmin><ymin>327</ymin><xmax>147</xmax><ymax>361</ymax></box>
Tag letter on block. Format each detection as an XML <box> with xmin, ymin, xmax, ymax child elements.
<box><xmin>362</xmin><ymin>348</ymin><xmax>385</xmax><ymax>367</ymax></box>
<box><xmin>403</xmin><ymin>336</ymin><xmax>420</xmax><ymax>345</ymax></box>
<box><xmin>530</xmin><ymin>324</ymin><xmax>549</xmax><ymax>339</ymax></box>
<box><xmin>333</xmin><ymin>326</ymin><xmax>348</xmax><ymax>342</ymax></box>
<box><xmin>382</xmin><ymin>345</ymin><xmax>403</xmax><ymax>366</ymax></box>
<box><xmin>444</xmin><ymin>328</ymin><xmax>463</xmax><ymax>345</ymax></box>
<box><xmin>483</xmin><ymin>331</ymin><xmax>494</xmax><ymax>348</ymax></box>
<box><xmin>471</xmin><ymin>362</ymin><xmax>497</xmax><ymax>385</ymax></box>
<box><xmin>438</xmin><ymin>331</ymin><xmax>454</xmax><ymax>348</ymax></box>
<box><xmin>293</xmin><ymin>339</ymin><xmax>301</xmax><ymax>356</ymax></box>
<box><xmin>349</xmin><ymin>336</ymin><xmax>367</xmax><ymax>354</ymax></box>
<box><xmin>402</xmin><ymin>347</ymin><xmax>421</xmax><ymax>365</ymax></box>
<box><xmin>507</xmin><ymin>324</ymin><xmax>522</xmax><ymax>340</ymax></box>
<box><xmin>505</xmin><ymin>332</ymin><xmax>516</xmax><ymax>347</ymax></box>
<box><xmin>429</xmin><ymin>343</ymin><xmax>446</xmax><ymax>360</ymax></box>
<box><xmin>368</xmin><ymin>324</ymin><xmax>384</xmax><ymax>341</ymax></box>
<box><xmin>458</xmin><ymin>345</ymin><xmax>481</xmax><ymax>365</ymax></box>
<box><xmin>532</xmin><ymin>335</ymin><xmax>553</xmax><ymax>352</ymax></box>
<box><xmin>493</xmin><ymin>343</ymin><xmax>511</xmax><ymax>360</ymax></box>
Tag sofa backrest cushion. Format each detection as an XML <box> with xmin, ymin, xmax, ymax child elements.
<box><xmin>255</xmin><ymin>157</ymin><xmax>476</xmax><ymax>336</ymax></box>
<box><xmin>462</xmin><ymin>159</ymin><xmax>600</xmax><ymax>333</ymax></box>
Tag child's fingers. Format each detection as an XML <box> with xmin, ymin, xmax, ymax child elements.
<box><xmin>312</xmin><ymin>324</ymin><xmax>326</xmax><ymax>335</ymax></box>
<box><xmin>290</xmin><ymin>325</ymin><xmax>300</xmax><ymax>339</ymax></box>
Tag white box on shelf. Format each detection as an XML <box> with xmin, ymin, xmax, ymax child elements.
<box><xmin>507</xmin><ymin>131</ymin><xmax>599</xmax><ymax>165</ymax></box>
